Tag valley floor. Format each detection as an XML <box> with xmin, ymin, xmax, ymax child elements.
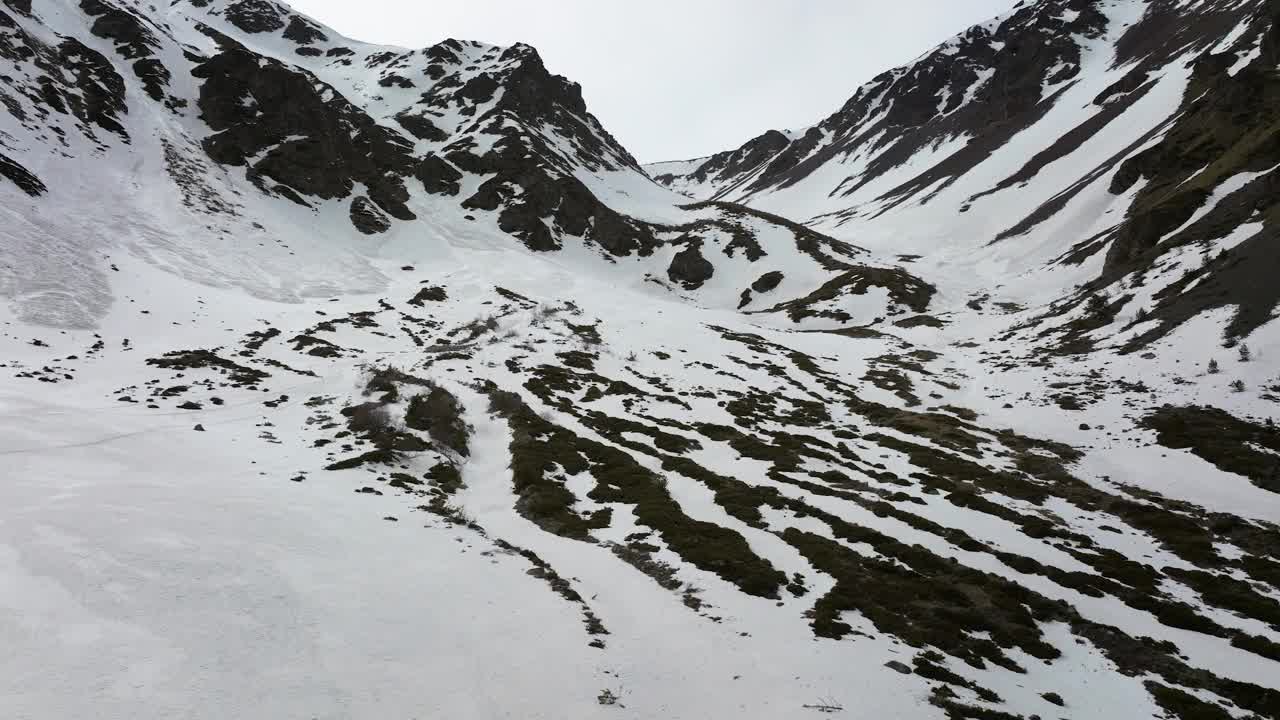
<box><xmin>2</xmin><ymin>236</ymin><xmax>1279</xmax><ymax>720</ymax></box>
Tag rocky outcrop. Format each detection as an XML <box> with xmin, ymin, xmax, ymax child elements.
<box><xmin>349</xmin><ymin>196</ymin><xmax>390</xmax><ymax>234</ymax></box>
<box><xmin>80</xmin><ymin>0</ymin><xmax>171</xmax><ymax>101</ymax></box>
<box><xmin>1105</xmin><ymin>3</ymin><xmax>1280</xmax><ymax>277</ymax></box>
<box><xmin>224</xmin><ymin>0</ymin><xmax>285</xmax><ymax>34</ymax></box>
<box><xmin>0</xmin><ymin>151</ymin><xmax>44</xmax><ymax>195</ymax></box>
<box><xmin>49</xmin><ymin>38</ymin><xmax>129</xmax><ymax>139</ymax></box>
<box><xmin>652</xmin><ymin>129</ymin><xmax>789</xmax><ymax>193</ymax></box>
<box><xmin>394</xmin><ymin>110</ymin><xmax>448</xmax><ymax>141</ymax></box>
<box><xmin>653</xmin><ymin>0</ymin><xmax>1110</xmax><ymax>206</ymax></box>
<box><xmin>1</xmin><ymin>7</ymin><xmax>130</xmax><ymax>141</ymax></box>
<box><xmin>282</xmin><ymin>14</ymin><xmax>326</xmax><ymax>44</ymax></box>
<box><xmin>192</xmin><ymin>28</ymin><xmax>417</xmax><ymax>223</ymax></box>
<box><xmin>752</xmin><ymin>270</ymin><xmax>784</xmax><ymax>293</ymax></box>
<box><xmin>667</xmin><ymin>242</ymin><xmax>714</xmax><ymax>289</ymax></box>
<box><xmin>413</xmin><ymin>154</ymin><xmax>463</xmax><ymax>196</ymax></box>
<box><xmin>463</xmin><ymin>161</ymin><xmax>657</xmax><ymax>255</ymax></box>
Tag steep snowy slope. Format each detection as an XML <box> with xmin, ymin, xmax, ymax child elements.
<box><xmin>0</xmin><ymin>0</ymin><xmax>925</xmax><ymax>331</ymax></box>
<box><xmin>3</xmin><ymin>1</ymin><xmax>1280</xmax><ymax>719</ymax></box>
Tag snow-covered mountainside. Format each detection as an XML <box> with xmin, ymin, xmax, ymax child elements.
<box><xmin>649</xmin><ymin>0</ymin><xmax>1280</xmax><ymax>354</ymax></box>
<box><xmin>3</xmin><ymin>0</ymin><xmax>1279</xmax><ymax>718</ymax></box>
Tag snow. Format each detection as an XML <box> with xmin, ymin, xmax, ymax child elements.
<box><xmin>3</xmin><ymin>0</ymin><xmax>1280</xmax><ymax>718</ymax></box>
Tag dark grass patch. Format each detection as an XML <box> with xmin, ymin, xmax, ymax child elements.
<box><xmin>1143</xmin><ymin>682</ymin><xmax>1233</xmax><ymax>720</ymax></box>
<box><xmin>1142</xmin><ymin>405</ymin><xmax>1280</xmax><ymax>493</ymax></box>
<box><xmin>290</xmin><ymin>334</ymin><xmax>343</xmax><ymax>357</ymax></box>
<box><xmin>494</xmin><ymin>286</ymin><xmax>536</xmax><ymax>307</ymax></box>
<box><xmin>146</xmin><ymin>349</ymin><xmax>268</xmax><ymax>386</ymax></box>
<box><xmin>610</xmin><ymin>542</ymin><xmax>683</xmax><ymax>591</ymax></box>
<box><xmin>408</xmin><ymin>285</ymin><xmax>447</xmax><ymax>306</ymax></box>
<box><xmin>406</xmin><ymin>386</ymin><xmax>471</xmax><ymax>456</ymax></box>
<box><xmin>761</xmin><ymin>266</ymin><xmax>936</xmax><ymax>323</ymax></box>
<box><xmin>894</xmin><ymin>314</ymin><xmax>946</xmax><ymax>328</ymax></box>
<box><xmin>239</xmin><ymin>327</ymin><xmax>280</xmax><ymax>354</ymax></box>
<box><xmin>784</xmin><ymin>527</ymin><xmax>1064</xmax><ymax>669</ymax></box>
<box><xmin>481</xmin><ymin>384</ymin><xmax>612</xmax><ymax>540</ymax></box>
<box><xmin>364</xmin><ymin>365</ymin><xmax>431</xmax><ymax>401</ymax></box>
<box><xmin>481</xmin><ymin>381</ymin><xmax>785</xmax><ymax>597</ymax></box>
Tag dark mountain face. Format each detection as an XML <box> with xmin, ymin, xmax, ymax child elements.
<box><xmin>761</xmin><ymin>0</ymin><xmax>1106</xmax><ymax>205</ymax></box>
<box><xmin>650</xmin><ymin>129</ymin><xmax>791</xmax><ymax>194</ymax></box>
<box><xmin>1095</xmin><ymin>2</ymin><xmax>1280</xmax><ymax>345</ymax></box>
<box><xmin>1</xmin><ymin>0</ymin><xmax>911</xmax><ymax>325</ymax></box>
<box><xmin>654</xmin><ymin>0</ymin><xmax>1112</xmax><ymax>203</ymax></box>
<box><xmin>191</xmin><ymin>26</ymin><xmax>422</xmax><ymax>217</ymax></box>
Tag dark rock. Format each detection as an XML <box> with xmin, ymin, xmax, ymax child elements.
<box><xmin>44</xmin><ymin>38</ymin><xmax>130</xmax><ymax>139</ymax></box>
<box><xmin>751</xmin><ymin>270</ymin><xmax>784</xmax><ymax>293</ymax></box>
<box><xmin>367</xmin><ymin>175</ymin><xmax>416</xmax><ymax>221</ymax></box>
<box><xmin>282</xmin><ymin>15</ymin><xmax>327</xmax><ymax>45</ymax></box>
<box><xmin>224</xmin><ymin>0</ymin><xmax>285</xmax><ymax>33</ymax></box>
<box><xmin>193</xmin><ymin>424</ymin><xmax>206</xmax><ymax>431</ymax></box>
<box><xmin>667</xmin><ymin>242</ymin><xmax>714</xmax><ymax>290</ymax></box>
<box><xmin>884</xmin><ymin>660</ymin><xmax>913</xmax><ymax>675</ymax></box>
<box><xmin>893</xmin><ymin>314</ymin><xmax>945</xmax><ymax>329</ymax></box>
<box><xmin>378</xmin><ymin>73</ymin><xmax>414</xmax><ymax>89</ymax></box>
<box><xmin>654</xmin><ymin>129</ymin><xmax>790</xmax><ymax>189</ymax></box>
<box><xmin>80</xmin><ymin>0</ymin><xmax>165</xmax><ymax>98</ymax></box>
<box><xmin>0</xmin><ymin>152</ymin><xmax>45</xmax><ymax>196</ymax></box>
<box><xmin>409</xmin><ymin>286</ymin><xmax>448</xmax><ymax>305</ymax></box>
<box><xmin>271</xmin><ymin>184</ymin><xmax>311</xmax><ymax>207</ymax></box>
<box><xmin>349</xmin><ymin>196</ymin><xmax>390</xmax><ymax>234</ymax></box>
<box><xmin>1041</xmin><ymin>692</ymin><xmax>1065</xmax><ymax>707</ymax></box>
<box><xmin>191</xmin><ymin>34</ymin><xmax>419</xmax><ymax>214</ymax></box>
<box><xmin>463</xmin><ymin>163</ymin><xmax>656</xmax><ymax>254</ymax></box>
<box><xmin>394</xmin><ymin>110</ymin><xmax>449</xmax><ymax>141</ymax></box>
<box><xmin>132</xmin><ymin>58</ymin><xmax>171</xmax><ymax>100</ymax></box>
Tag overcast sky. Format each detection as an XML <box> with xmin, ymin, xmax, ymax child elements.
<box><xmin>288</xmin><ymin>0</ymin><xmax>1016</xmax><ymax>163</ymax></box>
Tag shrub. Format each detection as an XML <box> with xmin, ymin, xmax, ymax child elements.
<box><xmin>486</xmin><ymin>387</ymin><xmax>525</xmax><ymax>417</ymax></box>
<box><xmin>346</xmin><ymin>402</ymin><xmax>392</xmax><ymax>434</ymax></box>
<box><xmin>1086</xmin><ymin>293</ymin><xmax>1109</xmax><ymax>317</ymax></box>
<box><xmin>406</xmin><ymin>387</ymin><xmax>471</xmax><ymax>456</ymax></box>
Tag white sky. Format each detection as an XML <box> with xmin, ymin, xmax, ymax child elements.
<box><xmin>287</xmin><ymin>0</ymin><xmax>1017</xmax><ymax>163</ymax></box>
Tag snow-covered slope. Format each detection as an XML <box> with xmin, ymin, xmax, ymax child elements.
<box><xmin>3</xmin><ymin>1</ymin><xmax>1280</xmax><ymax>719</ymax></box>
<box><xmin>0</xmin><ymin>0</ymin><xmax>925</xmax><ymax>332</ymax></box>
<box><xmin>647</xmin><ymin>0</ymin><xmax>1280</xmax><ymax>356</ymax></box>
